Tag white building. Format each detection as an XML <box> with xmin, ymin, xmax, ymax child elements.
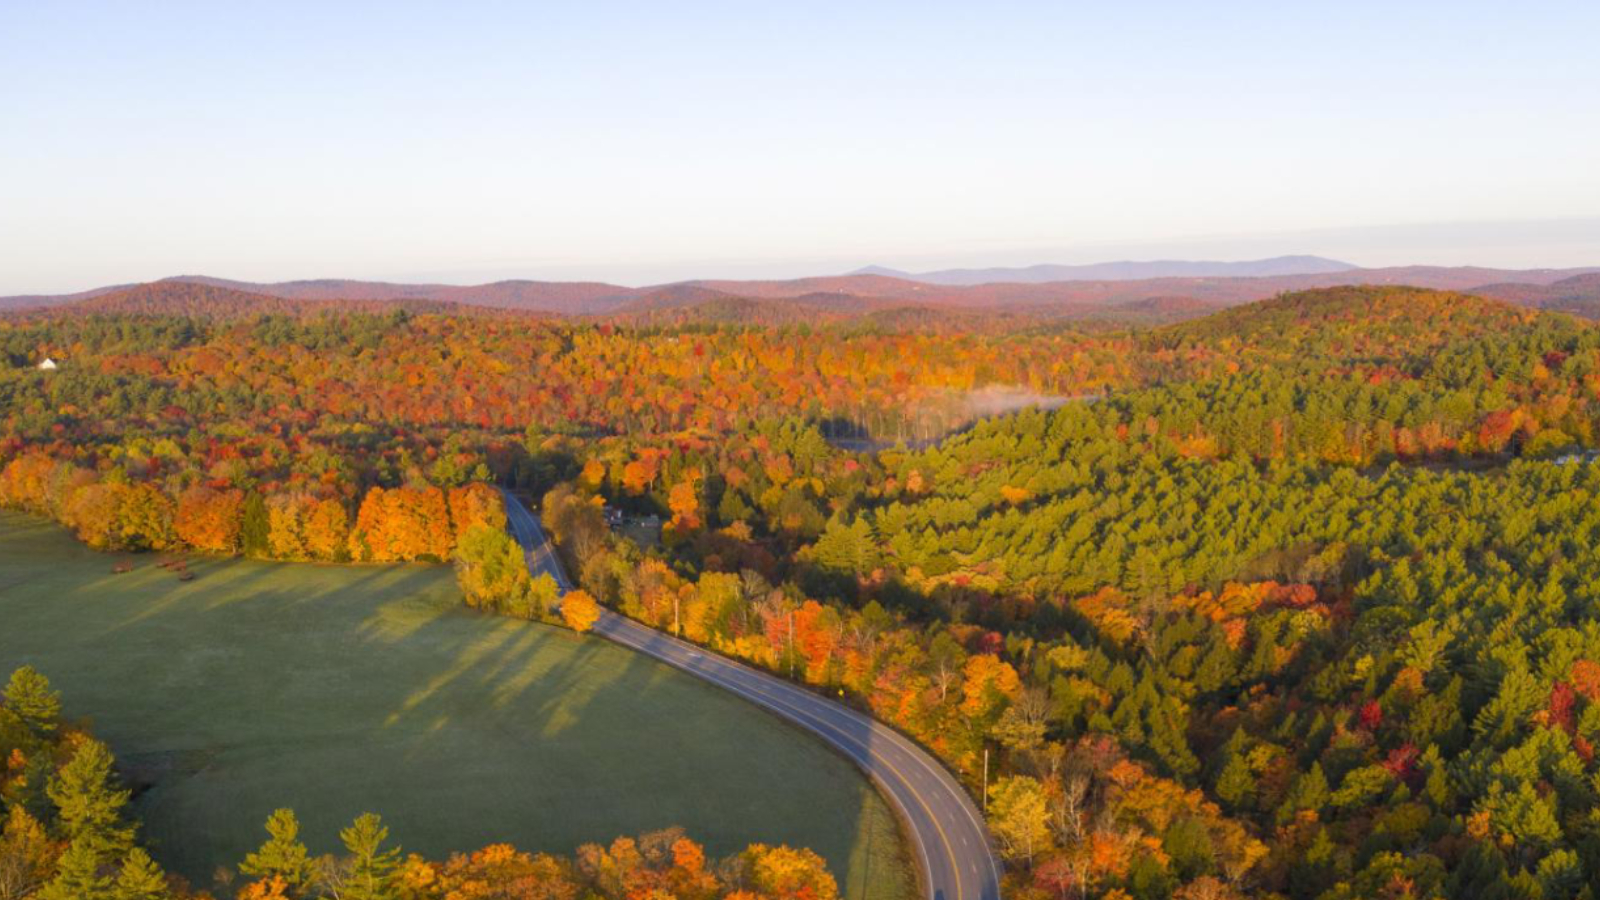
<box><xmin>37</xmin><ymin>357</ymin><xmax>57</xmax><ymax>371</ymax></box>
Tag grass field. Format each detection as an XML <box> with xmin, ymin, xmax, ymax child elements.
<box><xmin>0</xmin><ymin>512</ymin><xmax>912</xmax><ymax>900</ymax></box>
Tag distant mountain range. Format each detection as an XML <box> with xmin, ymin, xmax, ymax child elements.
<box><xmin>851</xmin><ymin>255</ymin><xmax>1359</xmax><ymax>284</ymax></box>
<box><xmin>5</xmin><ymin>262</ymin><xmax>1600</xmax><ymax>326</ymax></box>
<box><xmin>1464</xmin><ymin>273</ymin><xmax>1600</xmax><ymax>316</ymax></box>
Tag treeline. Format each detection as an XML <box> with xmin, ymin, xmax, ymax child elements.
<box><xmin>5</xmin><ymin>288</ymin><xmax>1598</xmax><ymax>564</ymax></box>
<box><xmin>0</xmin><ymin>451</ymin><xmax>504</xmax><ymax>562</ymax></box>
<box><xmin>0</xmin><ymin>666</ymin><xmax>840</xmax><ymax>900</ymax></box>
<box><xmin>0</xmin><ymin>308</ymin><xmax>1125</xmax><ymax>446</ymax></box>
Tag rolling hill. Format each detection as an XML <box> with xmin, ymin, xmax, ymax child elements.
<box><xmin>1156</xmin><ymin>284</ymin><xmax>1551</xmax><ymax>369</ymax></box>
<box><xmin>853</xmin><ymin>254</ymin><xmax>1358</xmax><ymax>284</ymax></box>
<box><xmin>1469</xmin><ymin>273</ymin><xmax>1600</xmax><ymax>317</ymax></box>
<box><xmin>5</xmin><ymin>264</ymin><xmax>1600</xmax><ymax>325</ymax></box>
<box><xmin>162</xmin><ymin>275</ymin><xmax>638</xmax><ymax>314</ymax></box>
<box><xmin>33</xmin><ymin>281</ymin><xmax>467</xmax><ymax>318</ymax></box>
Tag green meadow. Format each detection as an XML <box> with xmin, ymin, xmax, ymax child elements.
<box><xmin>0</xmin><ymin>512</ymin><xmax>911</xmax><ymax>900</ymax></box>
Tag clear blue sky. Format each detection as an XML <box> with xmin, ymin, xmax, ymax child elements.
<box><xmin>3</xmin><ymin>1</ymin><xmax>1598</xmax><ymax>292</ymax></box>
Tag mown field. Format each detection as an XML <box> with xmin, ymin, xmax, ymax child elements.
<box><xmin>0</xmin><ymin>512</ymin><xmax>911</xmax><ymax>900</ymax></box>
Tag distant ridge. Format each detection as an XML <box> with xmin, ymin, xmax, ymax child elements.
<box><xmin>6</xmin><ymin>263</ymin><xmax>1600</xmax><ymax>324</ymax></box>
<box><xmin>167</xmin><ymin>275</ymin><xmax>638</xmax><ymax>315</ymax></box>
<box><xmin>48</xmin><ymin>281</ymin><xmax>467</xmax><ymax>317</ymax></box>
<box><xmin>852</xmin><ymin>255</ymin><xmax>1358</xmax><ymax>284</ymax></box>
<box><xmin>1470</xmin><ymin>273</ymin><xmax>1600</xmax><ymax>318</ymax></box>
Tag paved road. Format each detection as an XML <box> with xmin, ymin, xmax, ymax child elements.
<box><xmin>499</xmin><ymin>488</ymin><xmax>574</xmax><ymax>593</ymax></box>
<box><xmin>499</xmin><ymin>489</ymin><xmax>1001</xmax><ymax>900</ymax></box>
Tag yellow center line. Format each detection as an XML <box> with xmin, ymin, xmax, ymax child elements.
<box><xmin>501</xmin><ymin>491</ymin><xmax>992</xmax><ymax>899</ymax></box>
<box><xmin>742</xmin><ymin>658</ymin><xmax>1000</xmax><ymax>892</ymax></box>
<box><xmin>602</xmin><ymin>618</ymin><xmax>969</xmax><ymax>900</ymax></box>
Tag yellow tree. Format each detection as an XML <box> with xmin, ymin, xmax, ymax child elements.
<box><xmin>0</xmin><ymin>806</ymin><xmax>53</xmax><ymax>900</ymax></box>
<box><xmin>561</xmin><ymin>590</ymin><xmax>602</xmax><ymax>633</ymax></box>
<box><xmin>743</xmin><ymin>844</ymin><xmax>839</xmax><ymax>900</ymax></box>
<box><xmin>961</xmin><ymin>654</ymin><xmax>1022</xmax><ymax>721</ymax></box>
<box><xmin>668</xmin><ymin>476</ymin><xmax>701</xmax><ymax>531</ymax></box>
<box><xmin>578</xmin><ymin>458</ymin><xmax>606</xmax><ymax>491</ymax></box>
<box><xmin>989</xmin><ymin>775</ymin><xmax>1052</xmax><ymax>864</ymax></box>
<box><xmin>175</xmin><ymin>486</ymin><xmax>244</xmax><ymax>553</ymax></box>
<box><xmin>447</xmin><ymin>483</ymin><xmax>506</xmax><ymax>545</ymax></box>
<box><xmin>303</xmin><ymin>498</ymin><xmax>350</xmax><ymax>561</ymax></box>
<box><xmin>237</xmin><ymin>877</ymin><xmax>293</xmax><ymax>900</ymax></box>
<box><xmin>266</xmin><ymin>494</ymin><xmax>311</xmax><ymax>560</ymax></box>
<box><xmin>453</xmin><ymin>525</ymin><xmax>534</xmax><ymax>616</ymax></box>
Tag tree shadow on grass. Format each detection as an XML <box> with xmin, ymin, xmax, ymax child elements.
<box><xmin>347</xmin><ymin>605</ymin><xmax>910</xmax><ymax>898</ymax></box>
<box><xmin>0</xmin><ymin>521</ymin><xmax>911</xmax><ymax>900</ymax></box>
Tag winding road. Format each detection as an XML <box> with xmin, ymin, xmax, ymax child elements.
<box><xmin>499</xmin><ymin>489</ymin><xmax>1001</xmax><ymax>900</ymax></box>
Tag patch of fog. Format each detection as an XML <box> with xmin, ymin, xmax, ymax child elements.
<box><xmin>960</xmin><ymin>384</ymin><xmax>1084</xmax><ymax>419</ymax></box>
<box><xmin>826</xmin><ymin>384</ymin><xmax>1097</xmax><ymax>453</ymax></box>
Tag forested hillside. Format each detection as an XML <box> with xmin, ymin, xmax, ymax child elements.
<box><xmin>801</xmin><ymin>406</ymin><xmax>1600</xmax><ymax>894</ymax></box>
<box><xmin>6</xmin><ymin>285</ymin><xmax>1600</xmax><ymax>899</ymax></box>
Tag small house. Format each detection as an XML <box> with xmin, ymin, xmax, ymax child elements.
<box><xmin>37</xmin><ymin>357</ymin><xmax>58</xmax><ymax>371</ymax></box>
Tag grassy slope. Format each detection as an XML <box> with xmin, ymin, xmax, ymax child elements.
<box><xmin>0</xmin><ymin>512</ymin><xmax>911</xmax><ymax>900</ymax></box>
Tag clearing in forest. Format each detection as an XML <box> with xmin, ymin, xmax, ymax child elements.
<box><xmin>0</xmin><ymin>512</ymin><xmax>912</xmax><ymax>900</ymax></box>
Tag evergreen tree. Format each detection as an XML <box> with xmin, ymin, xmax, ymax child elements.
<box><xmin>1215</xmin><ymin>750</ymin><xmax>1256</xmax><ymax>811</ymax></box>
<box><xmin>2</xmin><ymin>667</ymin><xmax>61</xmax><ymax>734</ymax></box>
<box><xmin>46</xmin><ymin>738</ymin><xmax>134</xmax><ymax>857</ymax></box>
<box><xmin>1146</xmin><ymin>700</ymin><xmax>1200</xmax><ymax>779</ymax></box>
<box><xmin>37</xmin><ymin>838</ymin><xmax>113</xmax><ymax>900</ymax></box>
<box><xmin>1472</xmin><ymin>668</ymin><xmax>1545</xmax><ymax>749</ymax></box>
<box><xmin>1536</xmin><ymin>849</ymin><xmax>1583</xmax><ymax>900</ymax></box>
<box><xmin>6</xmin><ymin>750</ymin><xmax>56</xmax><ymax>824</ymax></box>
<box><xmin>240</xmin><ymin>492</ymin><xmax>271</xmax><ymax>557</ymax></box>
<box><xmin>717</xmin><ymin>489</ymin><xmax>753</xmax><ymax>525</ymax></box>
<box><xmin>240</xmin><ymin>808</ymin><xmax>313</xmax><ymax>890</ymax></box>
<box><xmin>1162</xmin><ymin>816</ymin><xmax>1216</xmax><ymax>881</ymax></box>
<box><xmin>1420</xmin><ymin>746</ymin><xmax>1453</xmax><ymax>808</ymax></box>
<box><xmin>112</xmin><ymin>848</ymin><xmax>171</xmax><ymax>900</ymax></box>
<box><xmin>339</xmin><ymin>813</ymin><xmax>400</xmax><ymax>900</ymax></box>
<box><xmin>810</xmin><ymin>515</ymin><xmax>878</xmax><ymax>573</ymax></box>
<box><xmin>1444</xmin><ymin>842</ymin><xmax>1513</xmax><ymax>900</ymax></box>
<box><xmin>1194</xmin><ymin>641</ymin><xmax>1236</xmax><ymax>693</ymax></box>
<box><xmin>1283</xmin><ymin>762</ymin><xmax>1330</xmax><ymax>817</ymax></box>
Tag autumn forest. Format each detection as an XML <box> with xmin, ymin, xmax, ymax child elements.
<box><xmin>6</xmin><ymin>280</ymin><xmax>1600</xmax><ymax>900</ymax></box>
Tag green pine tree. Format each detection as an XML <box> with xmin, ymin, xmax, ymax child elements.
<box><xmin>38</xmin><ymin>838</ymin><xmax>114</xmax><ymax>900</ymax></box>
<box><xmin>46</xmin><ymin>738</ymin><xmax>134</xmax><ymax>857</ymax></box>
<box><xmin>1215</xmin><ymin>750</ymin><xmax>1256</xmax><ymax>810</ymax></box>
<box><xmin>3</xmin><ymin>666</ymin><xmax>62</xmax><ymax>734</ymax></box>
<box><xmin>9</xmin><ymin>750</ymin><xmax>56</xmax><ymax>823</ymax></box>
<box><xmin>240</xmin><ymin>808</ymin><xmax>313</xmax><ymax>889</ymax></box>
<box><xmin>1288</xmin><ymin>762</ymin><xmax>1330</xmax><ymax>813</ymax></box>
<box><xmin>113</xmin><ymin>847</ymin><xmax>172</xmax><ymax>900</ymax></box>
<box><xmin>1146</xmin><ymin>703</ymin><xmax>1200</xmax><ymax>779</ymax></box>
<box><xmin>1194</xmin><ymin>641</ymin><xmax>1236</xmax><ymax>693</ymax></box>
<box><xmin>1419</xmin><ymin>745</ymin><xmax>1452</xmax><ymax>808</ymax></box>
<box><xmin>240</xmin><ymin>493</ymin><xmax>271</xmax><ymax>557</ymax></box>
<box><xmin>340</xmin><ymin>813</ymin><xmax>400</xmax><ymax>900</ymax></box>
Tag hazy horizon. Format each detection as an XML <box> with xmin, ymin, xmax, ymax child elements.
<box><xmin>4</xmin><ymin>2</ymin><xmax>1598</xmax><ymax>294</ymax></box>
<box><xmin>7</xmin><ymin>214</ymin><xmax>1600</xmax><ymax>297</ymax></box>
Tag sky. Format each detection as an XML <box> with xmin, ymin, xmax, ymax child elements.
<box><xmin>3</xmin><ymin>1</ymin><xmax>1599</xmax><ymax>294</ymax></box>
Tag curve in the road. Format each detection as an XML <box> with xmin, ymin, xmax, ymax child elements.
<box><xmin>498</xmin><ymin>489</ymin><xmax>1001</xmax><ymax>900</ymax></box>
